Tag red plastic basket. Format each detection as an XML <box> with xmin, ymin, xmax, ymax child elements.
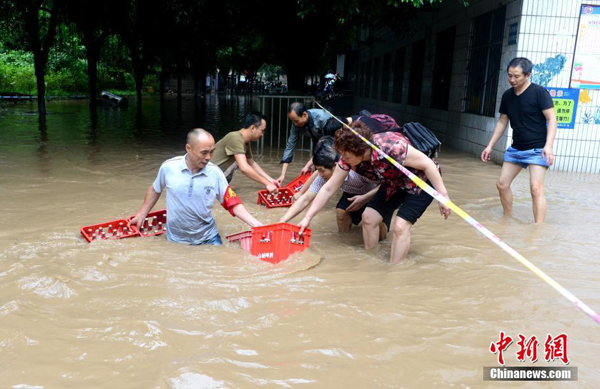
<box><xmin>225</xmin><ymin>230</ymin><xmax>252</xmax><ymax>253</ymax></box>
<box><xmin>285</xmin><ymin>173</ymin><xmax>312</xmax><ymax>193</ymax></box>
<box><xmin>226</xmin><ymin>223</ymin><xmax>311</xmax><ymax>263</ymax></box>
<box><xmin>250</xmin><ymin>223</ymin><xmax>311</xmax><ymax>264</ymax></box>
<box><xmin>81</xmin><ymin>209</ymin><xmax>167</xmax><ymax>243</ymax></box>
<box><xmin>126</xmin><ymin>209</ymin><xmax>167</xmax><ymax>237</ymax></box>
<box><xmin>257</xmin><ymin>188</ymin><xmax>294</xmax><ymax>208</ymax></box>
<box><xmin>80</xmin><ymin>219</ymin><xmax>139</xmax><ymax>243</ymax></box>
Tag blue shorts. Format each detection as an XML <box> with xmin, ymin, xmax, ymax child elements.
<box><xmin>504</xmin><ymin>147</ymin><xmax>549</xmax><ymax>168</ymax></box>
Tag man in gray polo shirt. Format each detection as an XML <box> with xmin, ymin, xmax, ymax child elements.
<box><xmin>130</xmin><ymin>128</ymin><xmax>262</xmax><ymax>245</ymax></box>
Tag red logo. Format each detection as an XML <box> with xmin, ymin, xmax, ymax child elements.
<box><xmin>544</xmin><ymin>333</ymin><xmax>569</xmax><ymax>365</ymax></box>
<box><xmin>516</xmin><ymin>334</ymin><xmax>539</xmax><ymax>363</ymax></box>
<box><xmin>490</xmin><ymin>332</ymin><xmax>569</xmax><ymax>365</ymax></box>
<box><xmin>490</xmin><ymin>331</ymin><xmax>513</xmax><ymax>365</ymax></box>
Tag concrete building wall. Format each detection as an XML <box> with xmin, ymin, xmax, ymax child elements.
<box><xmin>353</xmin><ymin>0</ymin><xmax>600</xmax><ymax>173</ymax></box>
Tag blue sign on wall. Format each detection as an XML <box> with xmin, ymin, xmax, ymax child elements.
<box><xmin>508</xmin><ymin>23</ymin><xmax>518</xmax><ymax>45</ymax></box>
<box><xmin>545</xmin><ymin>87</ymin><xmax>580</xmax><ymax>129</ymax></box>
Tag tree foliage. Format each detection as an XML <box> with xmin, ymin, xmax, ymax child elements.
<box><xmin>1</xmin><ymin>0</ymin><xmax>62</xmax><ymax>113</ymax></box>
<box><xmin>0</xmin><ymin>0</ymin><xmax>469</xmax><ymax>109</ymax></box>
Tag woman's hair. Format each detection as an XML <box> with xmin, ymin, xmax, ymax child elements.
<box><xmin>334</xmin><ymin>120</ymin><xmax>372</xmax><ymax>156</ymax></box>
<box><xmin>312</xmin><ymin>136</ymin><xmax>339</xmax><ymax>169</ymax></box>
<box><xmin>323</xmin><ymin>116</ymin><xmax>349</xmax><ymax>137</ymax></box>
<box><xmin>315</xmin><ymin>135</ymin><xmax>335</xmax><ymax>150</ymax></box>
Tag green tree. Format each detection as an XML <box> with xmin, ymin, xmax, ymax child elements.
<box><xmin>63</xmin><ymin>0</ymin><xmax>119</xmax><ymax>105</ymax></box>
<box><xmin>1</xmin><ymin>0</ymin><xmax>62</xmax><ymax>114</ymax></box>
<box><xmin>114</xmin><ymin>0</ymin><xmax>162</xmax><ymax>109</ymax></box>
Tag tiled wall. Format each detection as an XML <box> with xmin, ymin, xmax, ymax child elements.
<box><xmin>354</xmin><ymin>0</ymin><xmax>600</xmax><ymax>172</ymax></box>
<box><xmin>518</xmin><ymin>0</ymin><xmax>600</xmax><ymax>173</ymax></box>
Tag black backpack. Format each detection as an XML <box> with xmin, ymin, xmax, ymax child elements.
<box><xmin>358</xmin><ymin>110</ymin><xmax>442</xmax><ymax>158</ymax></box>
<box><xmin>401</xmin><ymin>122</ymin><xmax>442</xmax><ymax>159</ymax></box>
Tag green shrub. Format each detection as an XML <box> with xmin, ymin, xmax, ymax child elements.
<box><xmin>46</xmin><ymin>67</ymin><xmax>88</xmax><ymax>95</ymax></box>
<box><xmin>0</xmin><ymin>49</ymin><xmax>90</xmax><ymax>95</ymax></box>
<box><xmin>124</xmin><ymin>72</ymin><xmax>135</xmax><ymax>90</ymax></box>
<box><xmin>0</xmin><ymin>47</ymin><xmax>155</xmax><ymax>97</ymax></box>
<box><xmin>143</xmin><ymin>73</ymin><xmax>158</xmax><ymax>93</ymax></box>
<box><xmin>0</xmin><ymin>50</ymin><xmax>37</xmax><ymax>94</ymax></box>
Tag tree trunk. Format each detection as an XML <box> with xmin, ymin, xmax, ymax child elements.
<box><xmin>192</xmin><ymin>60</ymin><xmax>205</xmax><ymax>100</ymax></box>
<box><xmin>83</xmin><ymin>31</ymin><xmax>109</xmax><ymax>106</ymax></box>
<box><xmin>193</xmin><ymin>71</ymin><xmax>199</xmax><ymax>100</ymax></box>
<box><xmin>177</xmin><ymin>63</ymin><xmax>183</xmax><ymax>101</ymax></box>
<box><xmin>159</xmin><ymin>64</ymin><xmax>166</xmax><ymax>102</ymax></box>
<box><xmin>284</xmin><ymin>60</ymin><xmax>308</xmax><ymax>94</ymax></box>
<box><xmin>86</xmin><ymin>47</ymin><xmax>100</xmax><ymax>106</ymax></box>
<box><xmin>34</xmin><ymin>55</ymin><xmax>47</xmax><ymax>115</ymax></box>
<box><xmin>134</xmin><ymin>70</ymin><xmax>144</xmax><ymax>110</ymax></box>
<box><xmin>21</xmin><ymin>0</ymin><xmax>60</xmax><ymax>115</ymax></box>
<box><xmin>129</xmin><ymin>45</ymin><xmax>145</xmax><ymax>110</ymax></box>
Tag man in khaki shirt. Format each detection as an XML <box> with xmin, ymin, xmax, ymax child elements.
<box><xmin>213</xmin><ymin>111</ymin><xmax>279</xmax><ymax>193</ymax></box>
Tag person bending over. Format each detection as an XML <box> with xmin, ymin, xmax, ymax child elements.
<box><xmin>213</xmin><ymin>111</ymin><xmax>279</xmax><ymax>194</ymax></box>
<box><xmin>280</xmin><ymin>136</ymin><xmax>383</xmax><ymax>235</ymax></box>
<box><xmin>277</xmin><ymin>102</ymin><xmax>332</xmax><ymax>184</ymax></box>
<box><xmin>298</xmin><ymin>121</ymin><xmax>451</xmax><ymax>264</ymax></box>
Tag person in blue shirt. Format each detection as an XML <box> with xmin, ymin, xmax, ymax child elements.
<box><xmin>130</xmin><ymin>128</ymin><xmax>262</xmax><ymax>245</ymax></box>
<box><xmin>277</xmin><ymin>102</ymin><xmax>332</xmax><ymax>185</ymax></box>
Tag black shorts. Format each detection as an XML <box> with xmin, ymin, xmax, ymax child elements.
<box><xmin>337</xmin><ymin>191</ymin><xmax>395</xmax><ymax>229</ymax></box>
<box><xmin>336</xmin><ymin>192</ymin><xmax>368</xmax><ymax>225</ymax></box>
<box><xmin>366</xmin><ymin>183</ymin><xmax>434</xmax><ymax>229</ymax></box>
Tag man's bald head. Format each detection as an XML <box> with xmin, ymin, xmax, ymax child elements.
<box><xmin>186</xmin><ymin>128</ymin><xmax>214</xmax><ymax>146</ymax></box>
<box><xmin>185</xmin><ymin>128</ymin><xmax>215</xmax><ymax>172</ymax></box>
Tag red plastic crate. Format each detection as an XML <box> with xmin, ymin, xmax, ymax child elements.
<box><xmin>225</xmin><ymin>230</ymin><xmax>252</xmax><ymax>253</ymax></box>
<box><xmin>250</xmin><ymin>223</ymin><xmax>311</xmax><ymax>264</ymax></box>
<box><xmin>80</xmin><ymin>219</ymin><xmax>139</xmax><ymax>243</ymax></box>
<box><xmin>257</xmin><ymin>188</ymin><xmax>294</xmax><ymax>208</ymax></box>
<box><xmin>127</xmin><ymin>209</ymin><xmax>167</xmax><ymax>237</ymax></box>
<box><xmin>285</xmin><ymin>173</ymin><xmax>312</xmax><ymax>193</ymax></box>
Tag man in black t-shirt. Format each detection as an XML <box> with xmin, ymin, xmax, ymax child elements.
<box><xmin>481</xmin><ymin>57</ymin><xmax>557</xmax><ymax>223</ymax></box>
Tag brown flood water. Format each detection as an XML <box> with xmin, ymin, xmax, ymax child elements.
<box><xmin>1</xmin><ymin>98</ymin><xmax>599</xmax><ymax>388</ymax></box>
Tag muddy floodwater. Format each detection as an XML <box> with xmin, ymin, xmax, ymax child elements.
<box><xmin>1</xmin><ymin>97</ymin><xmax>599</xmax><ymax>388</ymax></box>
